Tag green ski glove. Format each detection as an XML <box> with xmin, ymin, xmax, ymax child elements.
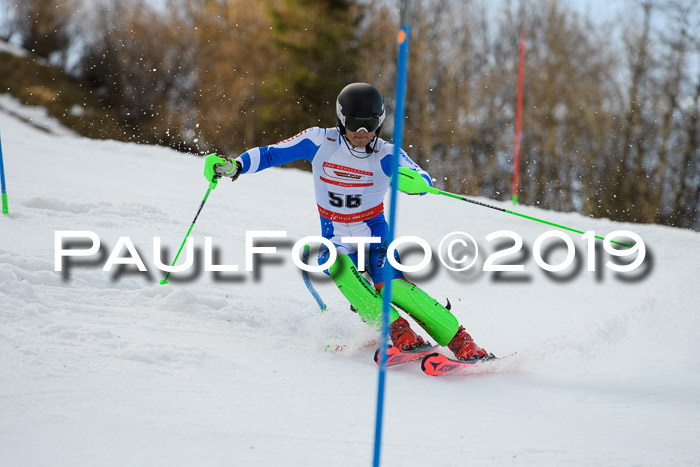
<box><xmin>396</xmin><ymin>167</ymin><xmax>439</xmax><ymax>196</ymax></box>
<box><xmin>204</xmin><ymin>153</ymin><xmax>242</xmax><ymax>189</ymax></box>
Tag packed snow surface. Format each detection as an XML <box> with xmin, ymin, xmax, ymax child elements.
<box><xmin>1</xmin><ymin>96</ymin><xmax>699</xmax><ymax>466</ymax></box>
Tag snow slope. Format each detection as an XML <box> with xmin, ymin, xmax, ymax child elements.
<box><xmin>1</xmin><ymin>97</ymin><xmax>699</xmax><ymax>466</ymax></box>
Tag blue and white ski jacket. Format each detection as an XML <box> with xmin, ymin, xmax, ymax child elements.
<box><xmin>235</xmin><ymin>127</ymin><xmax>432</xmax><ymax>245</ymax></box>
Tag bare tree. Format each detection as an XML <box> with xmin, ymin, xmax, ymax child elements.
<box><xmin>2</xmin><ymin>0</ymin><xmax>75</xmax><ymax>65</ymax></box>
<box><xmin>74</xmin><ymin>0</ymin><xmax>197</xmax><ymax>145</ymax></box>
<box><xmin>177</xmin><ymin>0</ymin><xmax>277</xmax><ymax>152</ymax></box>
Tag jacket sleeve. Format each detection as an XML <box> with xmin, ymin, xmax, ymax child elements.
<box><xmin>235</xmin><ymin>127</ymin><xmax>324</xmax><ymax>174</ymax></box>
<box><xmin>380</xmin><ymin>145</ymin><xmax>433</xmax><ymax>187</ymax></box>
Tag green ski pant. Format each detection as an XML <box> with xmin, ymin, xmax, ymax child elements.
<box><xmin>329</xmin><ymin>254</ymin><xmax>459</xmax><ymax>346</ymax></box>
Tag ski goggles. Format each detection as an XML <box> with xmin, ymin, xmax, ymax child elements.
<box><xmin>343</xmin><ymin>115</ymin><xmax>382</xmax><ymax>133</ymax></box>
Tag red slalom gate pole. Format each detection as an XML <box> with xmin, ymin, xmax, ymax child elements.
<box><xmin>512</xmin><ymin>29</ymin><xmax>525</xmax><ymax>205</ymax></box>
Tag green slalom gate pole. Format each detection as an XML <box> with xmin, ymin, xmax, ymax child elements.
<box><xmin>397</xmin><ymin>167</ymin><xmax>634</xmax><ymax>248</ymax></box>
<box><xmin>0</xmin><ymin>132</ymin><xmax>8</xmax><ymax>215</ymax></box>
<box><xmin>160</xmin><ymin>185</ymin><xmax>215</xmax><ymax>285</ymax></box>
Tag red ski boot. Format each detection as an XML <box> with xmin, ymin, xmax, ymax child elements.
<box><xmin>389</xmin><ymin>317</ymin><xmax>425</xmax><ymax>350</ymax></box>
<box><xmin>448</xmin><ymin>326</ymin><xmax>489</xmax><ymax>360</ymax></box>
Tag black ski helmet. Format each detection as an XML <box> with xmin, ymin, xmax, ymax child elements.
<box><xmin>336</xmin><ymin>83</ymin><xmax>386</xmax><ymax>136</ymax></box>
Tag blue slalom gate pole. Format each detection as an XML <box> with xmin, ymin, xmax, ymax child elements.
<box><xmin>372</xmin><ymin>1</ymin><xmax>410</xmax><ymax>466</ymax></box>
<box><xmin>0</xmin><ymin>132</ymin><xmax>8</xmax><ymax>215</ymax></box>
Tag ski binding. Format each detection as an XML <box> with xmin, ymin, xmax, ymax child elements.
<box><xmin>374</xmin><ymin>343</ymin><xmax>438</xmax><ymax>367</ymax></box>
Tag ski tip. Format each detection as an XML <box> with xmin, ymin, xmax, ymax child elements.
<box><xmin>325</xmin><ymin>344</ymin><xmax>348</xmax><ymax>352</ymax></box>
<box><xmin>421</xmin><ymin>351</ymin><xmax>511</xmax><ymax>376</ymax></box>
<box><xmin>420</xmin><ymin>352</ymin><xmax>447</xmax><ymax>376</ymax></box>
<box><xmin>373</xmin><ymin>345</ymin><xmax>399</xmax><ymax>364</ymax></box>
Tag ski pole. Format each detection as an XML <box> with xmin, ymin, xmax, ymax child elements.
<box><xmin>160</xmin><ymin>185</ymin><xmax>214</xmax><ymax>285</ymax></box>
<box><xmin>301</xmin><ymin>245</ymin><xmax>327</xmax><ymax>311</ymax></box>
<box><xmin>160</xmin><ymin>154</ymin><xmax>230</xmax><ymax>285</ymax></box>
<box><xmin>0</xmin><ymin>132</ymin><xmax>8</xmax><ymax>215</ymax></box>
<box><xmin>397</xmin><ymin>167</ymin><xmax>634</xmax><ymax>248</ymax></box>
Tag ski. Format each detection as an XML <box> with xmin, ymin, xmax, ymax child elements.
<box><xmin>374</xmin><ymin>343</ymin><xmax>438</xmax><ymax>367</ymax></box>
<box><xmin>421</xmin><ymin>352</ymin><xmax>502</xmax><ymax>376</ymax></box>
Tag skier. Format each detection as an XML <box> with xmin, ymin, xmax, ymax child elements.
<box><xmin>204</xmin><ymin>82</ymin><xmax>489</xmax><ymax>361</ymax></box>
